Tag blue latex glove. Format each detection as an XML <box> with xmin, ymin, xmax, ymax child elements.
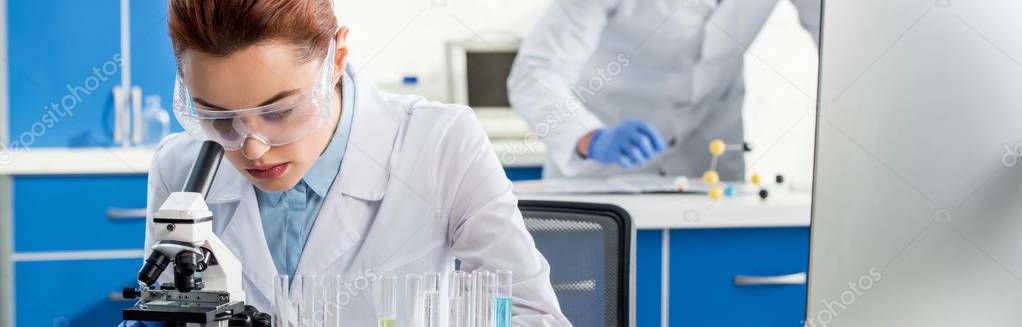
<box><xmin>587</xmin><ymin>119</ymin><xmax>667</xmax><ymax>168</ymax></box>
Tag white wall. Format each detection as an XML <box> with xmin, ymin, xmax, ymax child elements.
<box><xmin>335</xmin><ymin>0</ymin><xmax>551</xmax><ymax>100</ymax></box>
<box><xmin>336</xmin><ymin>0</ymin><xmax>819</xmax><ymax>187</ymax></box>
<box><xmin>742</xmin><ymin>1</ymin><xmax>819</xmax><ymax>189</ymax></box>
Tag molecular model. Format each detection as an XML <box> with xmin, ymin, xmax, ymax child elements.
<box><xmin>674</xmin><ymin>139</ymin><xmax>784</xmax><ymax>201</ymax></box>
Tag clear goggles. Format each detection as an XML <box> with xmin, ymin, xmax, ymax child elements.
<box><xmin>173</xmin><ymin>41</ymin><xmax>337</xmax><ymax>151</ymax></box>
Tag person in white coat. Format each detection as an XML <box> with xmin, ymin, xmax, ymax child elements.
<box><xmin>508</xmin><ymin>0</ymin><xmax>820</xmax><ymax>179</ymax></box>
<box><xmin>123</xmin><ymin>0</ymin><xmax>569</xmax><ymax>326</ymax></box>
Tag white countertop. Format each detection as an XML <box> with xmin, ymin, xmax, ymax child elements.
<box><xmin>514</xmin><ymin>181</ymin><xmax>812</xmax><ymax>229</ymax></box>
<box><xmin>0</xmin><ymin>147</ymin><xmax>154</xmax><ymax>175</ymax></box>
<box><xmin>0</xmin><ymin>139</ymin><xmax>545</xmax><ymax>176</ymax></box>
<box><xmin>0</xmin><ymin>147</ymin><xmax>808</xmax><ymax>229</ymax></box>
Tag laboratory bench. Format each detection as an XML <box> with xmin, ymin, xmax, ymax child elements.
<box><xmin>515</xmin><ymin>186</ymin><xmax>812</xmax><ymax>326</ymax></box>
<box><xmin>0</xmin><ymin>146</ymin><xmax>810</xmax><ymax>327</ymax></box>
<box><xmin>0</xmin><ymin>149</ymin><xmax>811</xmax><ymax>327</ymax></box>
<box><xmin>0</xmin><ymin>144</ymin><xmax>544</xmax><ymax>327</ymax></box>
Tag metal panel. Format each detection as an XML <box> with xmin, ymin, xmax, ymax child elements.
<box><xmin>1</xmin><ymin>3</ymin><xmax>11</xmax><ymax>327</ymax></box>
<box><xmin>810</xmin><ymin>0</ymin><xmax>1022</xmax><ymax>325</ymax></box>
<box><xmin>0</xmin><ymin>0</ymin><xmax>7</xmax><ymax>147</ymax></box>
<box><xmin>1</xmin><ymin>177</ymin><xmax>13</xmax><ymax>327</ymax></box>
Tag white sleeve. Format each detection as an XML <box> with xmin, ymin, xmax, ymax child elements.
<box><xmin>790</xmin><ymin>0</ymin><xmax>821</xmax><ymax>46</ymax></box>
<box><xmin>437</xmin><ymin>109</ymin><xmax>571</xmax><ymax>326</ymax></box>
<box><xmin>142</xmin><ymin>134</ymin><xmax>183</xmax><ymax>285</ymax></box>
<box><xmin>507</xmin><ymin>0</ymin><xmax>621</xmax><ymax>177</ymax></box>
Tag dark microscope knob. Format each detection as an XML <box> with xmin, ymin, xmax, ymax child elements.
<box><xmin>252</xmin><ymin>312</ymin><xmax>271</xmax><ymax>327</ymax></box>
<box><xmin>122</xmin><ymin>287</ymin><xmax>141</xmax><ymax>299</ymax></box>
<box><xmin>230</xmin><ymin>305</ymin><xmax>271</xmax><ymax>327</ymax></box>
<box><xmin>228</xmin><ymin>314</ymin><xmax>253</xmax><ymax>327</ymax></box>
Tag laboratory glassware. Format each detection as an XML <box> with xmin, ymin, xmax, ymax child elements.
<box><xmin>403</xmin><ymin>274</ymin><xmax>425</xmax><ymax>327</ymax></box>
<box><xmin>495</xmin><ymin>270</ymin><xmax>512</xmax><ymax>327</ymax></box>
<box><xmin>376</xmin><ymin>275</ymin><xmax>398</xmax><ymax>327</ymax></box>
<box><xmin>273</xmin><ymin>274</ymin><xmax>291</xmax><ymax>327</ymax></box>
<box><xmin>423</xmin><ymin>272</ymin><xmax>442</xmax><ymax>327</ymax></box>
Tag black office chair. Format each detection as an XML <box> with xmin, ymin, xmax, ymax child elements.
<box><xmin>518</xmin><ymin>200</ymin><xmax>633</xmax><ymax>327</ymax></box>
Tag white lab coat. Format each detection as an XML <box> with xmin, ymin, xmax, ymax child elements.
<box><xmin>143</xmin><ymin>68</ymin><xmax>569</xmax><ymax>326</ymax></box>
<box><xmin>508</xmin><ymin>0</ymin><xmax>819</xmax><ymax>179</ymax></box>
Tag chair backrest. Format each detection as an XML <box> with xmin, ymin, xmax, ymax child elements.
<box><xmin>518</xmin><ymin>200</ymin><xmax>633</xmax><ymax>327</ymax></box>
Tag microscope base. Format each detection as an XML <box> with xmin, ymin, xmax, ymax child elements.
<box><xmin>122</xmin><ymin>300</ymin><xmax>244</xmax><ymax>325</ymax></box>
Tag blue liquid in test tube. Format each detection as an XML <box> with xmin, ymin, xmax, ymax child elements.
<box><xmin>494</xmin><ymin>297</ymin><xmax>511</xmax><ymax>327</ymax></box>
<box><xmin>495</xmin><ymin>270</ymin><xmax>512</xmax><ymax>327</ymax></box>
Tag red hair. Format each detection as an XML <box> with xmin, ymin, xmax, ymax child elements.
<box><xmin>168</xmin><ymin>0</ymin><xmax>337</xmax><ymax>63</ymax></box>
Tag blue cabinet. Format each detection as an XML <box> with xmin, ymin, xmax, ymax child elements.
<box><xmin>634</xmin><ymin>228</ymin><xmax>810</xmax><ymax>326</ymax></box>
<box><xmin>14</xmin><ymin>258</ymin><xmax>139</xmax><ymax>327</ymax></box>
<box><xmin>6</xmin><ymin>0</ymin><xmax>180</xmax><ymax>148</ymax></box>
<box><xmin>130</xmin><ymin>0</ymin><xmax>183</xmax><ymax>133</ymax></box>
<box><xmin>670</xmin><ymin>228</ymin><xmax>809</xmax><ymax>326</ymax></box>
<box><xmin>636</xmin><ymin>230</ymin><xmax>664</xmax><ymax>327</ymax></box>
<box><xmin>504</xmin><ymin>166</ymin><xmax>542</xmax><ymax>181</ymax></box>
<box><xmin>7</xmin><ymin>0</ymin><xmax>121</xmax><ymax>148</ymax></box>
<box><xmin>12</xmin><ymin>175</ymin><xmax>149</xmax><ymax>252</ymax></box>
<box><xmin>5</xmin><ymin>175</ymin><xmax>148</xmax><ymax>327</ymax></box>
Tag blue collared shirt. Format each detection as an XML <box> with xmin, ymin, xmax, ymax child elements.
<box><xmin>255</xmin><ymin>73</ymin><xmax>355</xmax><ymax>278</ymax></box>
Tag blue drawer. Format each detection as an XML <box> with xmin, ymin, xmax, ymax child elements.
<box><xmin>669</xmin><ymin>227</ymin><xmax>809</xmax><ymax>326</ymax></box>
<box><xmin>13</xmin><ymin>175</ymin><xmax>148</xmax><ymax>252</ymax></box>
<box><xmin>14</xmin><ymin>258</ymin><xmax>139</xmax><ymax>327</ymax></box>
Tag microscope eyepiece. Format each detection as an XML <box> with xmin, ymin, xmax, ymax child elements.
<box><xmin>138</xmin><ymin>251</ymin><xmax>171</xmax><ymax>287</ymax></box>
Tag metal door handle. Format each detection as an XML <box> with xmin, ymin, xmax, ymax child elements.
<box><xmin>733</xmin><ymin>272</ymin><xmax>806</xmax><ymax>286</ymax></box>
<box><xmin>109</xmin><ymin>291</ymin><xmax>131</xmax><ymax>302</ymax></box>
<box><xmin>107</xmin><ymin>208</ymin><xmax>147</xmax><ymax>220</ymax></box>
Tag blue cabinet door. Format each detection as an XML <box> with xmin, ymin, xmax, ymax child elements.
<box><xmin>669</xmin><ymin>228</ymin><xmax>810</xmax><ymax>326</ymax></box>
<box><xmin>636</xmin><ymin>230</ymin><xmax>664</xmax><ymax>327</ymax></box>
<box><xmin>14</xmin><ymin>258</ymin><xmax>140</xmax><ymax>327</ymax></box>
<box><xmin>13</xmin><ymin>175</ymin><xmax>149</xmax><ymax>252</ymax></box>
<box><xmin>8</xmin><ymin>0</ymin><xmax>122</xmax><ymax>148</ymax></box>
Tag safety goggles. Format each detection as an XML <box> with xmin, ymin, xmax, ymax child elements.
<box><xmin>173</xmin><ymin>41</ymin><xmax>337</xmax><ymax>151</ymax></box>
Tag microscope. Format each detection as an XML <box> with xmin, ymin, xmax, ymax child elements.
<box><xmin>122</xmin><ymin>141</ymin><xmax>269</xmax><ymax>326</ymax></box>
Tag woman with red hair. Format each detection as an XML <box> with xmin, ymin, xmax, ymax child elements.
<box><xmin>122</xmin><ymin>0</ymin><xmax>569</xmax><ymax>325</ymax></box>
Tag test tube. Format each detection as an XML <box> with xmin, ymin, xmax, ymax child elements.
<box><xmin>296</xmin><ymin>274</ymin><xmax>321</xmax><ymax>327</ymax></box>
<box><xmin>403</xmin><ymin>274</ymin><xmax>425</xmax><ymax>327</ymax></box>
<box><xmin>376</xmin><ymin>275</ymin><xmax>398</xmax><ymax>327</ymax></box>
<box><xmin>485</xmin><ymin>272</ymin><xmax>497</xmax><ymax>326</ymax></box>
<box><xmin>272</xmin><ymin>275</ymin><xmax>291</xmax><ymax>327</ymax></box>
<box><xmin>472</xmin><ymin>270</ymin><xmax>495</xmax><ymax>327</ymax></box>
<box><xmin>423</xmin><ymin>272</ymin><xmax>442</xmax><ymax>327</ymax></box>
<box><xmin>466</xmin><ymin>272</ymin><xmax>478</xmax><ymax>327</ymax></box>
<box><xmin>323</xmin><ymin>274</ymin><xmax>343</xmax><ymax>327</ymax></box>
<box><xmin>449</xmin><ymin>271</ymin><xmax>469</xmax><ymax>327</ymax></box>
<box><xmin>495</xmin><ymin>270</ymin><xmax>512</xmax><ymax>327</ymax></box>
